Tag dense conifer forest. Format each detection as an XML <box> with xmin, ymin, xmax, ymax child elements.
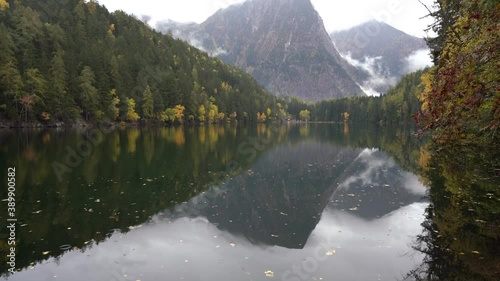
<box><xmin>0</xmin><ymin>0</ymin><xmax>287</xmax><ymax>125</ymax></box>
<box><xmin>1</xmin><ymin>0</ymin><xmax>497</xmax><ymax>148</ymax></box>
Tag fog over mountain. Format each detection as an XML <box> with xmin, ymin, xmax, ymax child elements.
<box><xmin>331</xmin><ymin>20</ymin><xmax>431</xmax><ymax>95</ymax></box>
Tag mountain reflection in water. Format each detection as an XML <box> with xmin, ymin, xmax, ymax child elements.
<box><xmin>0</xmin><ymin>124</ymin><xmax>429</xmax><ymax>281</ymax></box>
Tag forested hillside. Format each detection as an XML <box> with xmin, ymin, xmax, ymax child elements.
<box><xmin>289</xmin><ymin>69</ymin><xmax>426</xmax><ymax>123</ymax></box>
<box><xmin>0</xmin><ymin>0</ymin><xmax>285</xmax><ymax>125</ymax></box>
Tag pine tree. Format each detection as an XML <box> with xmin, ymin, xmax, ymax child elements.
<box><xmin>107</xmin><ymin>89</ymin><xmax>120</xmax><ymax>121</ymax></box>
<box><xmin>142</xmin><ymin>85</ymin><xmax>154</xmax><ymax>120</ymax></box>
<box><xmin>78</xmin><ymin>66</ymin><xmax>98</xmax><ymax>121</ymax></box>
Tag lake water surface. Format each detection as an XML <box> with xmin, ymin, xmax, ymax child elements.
<box><xmin>0</xmin><ymin>124</ymin><xmax>496</xmax><ymax>280</ymax></box>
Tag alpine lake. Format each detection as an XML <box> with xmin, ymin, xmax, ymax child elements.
<box><xmin>0</xmin><ymin>123</ymin><xmax>498</xmax><ymax>281</ymax></box>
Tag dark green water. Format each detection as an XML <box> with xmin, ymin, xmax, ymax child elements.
<box><xmin>0</xmin><ymin>124</ymin><xmax>497</xmax><ymax>280</ymax></box>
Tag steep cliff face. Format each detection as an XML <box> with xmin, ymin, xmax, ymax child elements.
<box><xmin>331</xmin><ymin>20</ymin><xmax>429</xmax><ymax>94</ymax></box>
<box><xmin>158</xmin><ymin>0</ymin><xmax>365</xmax><ymax>101</ymax></box>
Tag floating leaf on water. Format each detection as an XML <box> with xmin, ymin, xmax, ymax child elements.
<box><xmin>128</xmin><ymin>225</ymin><xmax>142</xmax><ymax>230</ymax></box>
<box><xmin>264</xmin><ymin>270</ymin><xmax>274</xmax><ymax>278</ymax></box>
<box><xmin>325</xmin><ymin>249</ymin><xmax>336</xmax><ymax>256</ymax></box>
<box><xmin>60</xmin><ymin>245</ymin><xmax>71</xmax><ymax>251</ymax></box>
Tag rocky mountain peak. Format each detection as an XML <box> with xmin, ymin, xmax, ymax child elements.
<box><xmin>158</xmin><ymin>0</ymin><xmax>364</xmax><ymax>101</ymax></box>
<box><xmin>331</xmin><ymin>20</ymin><xmax>429</xmax><ymax>94</ymax></box>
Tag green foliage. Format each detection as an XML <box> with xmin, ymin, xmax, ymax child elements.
<box><xmin>207</xmin><ymin>101</ymin><xmax>218</xmax><ymax>123</ymax></box>
<box><xmin>77</xmin><ymin>66</ymin><xmax>98</xmax><ymax>121</ymax></box>
<box><xmin>299</xmin><ymin>109</ymin><xmax>310</xmax><ymax>121</ymax></box>
<box><xmin>107</xmin><ymin>89</ymin><xmax>120</xmax><ymax>121</ymax></box>
<box><xmin>198</xmin><ymin>105</ymin><xmax>206</xmax><ymax>123</ymax></box>
<box><xmin>0</xmin><ymin>0</ymin><xmax>287</xmax><ymax>124</ymax></box>
<box><xmin>164</xmin><ymin>104</ymin><xmax>185</xmax><ymax>124</ymax></box>
<box><xmin>310</xmin><ymin>69</ymin><xmax>426</xmax><ymax>123</ymax></box>
<box><xmin>141</xmin><ymin>85</ymin><xmax>154</xmax><ymax>120</ymax></box>
<box><xmin>24</xmin><ymin>68</ymin><xmax>46</xmax><ymax>99</ymax></box>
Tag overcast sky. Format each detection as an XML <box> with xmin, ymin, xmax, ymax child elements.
<box><xmin>97</xmin><ymin>0</ymin><xmax>435</xmax><ymax>37</ymax></box>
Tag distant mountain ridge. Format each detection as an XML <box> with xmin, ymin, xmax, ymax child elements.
<box><xmin>330</xmin><ymin>20</ymin><xmax>428</xmax><ymax>94</ymax></box>
<box><xmin>157</xmin><ymin>0</ymin><xmax>365</xmax><ymax>101</ymax></box>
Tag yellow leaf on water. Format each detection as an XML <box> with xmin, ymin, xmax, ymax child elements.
<box><xmin>264</xmin><ymin>270</ymin><xmax>274</xmax><ymax>278</ymax></box>
<box><xmin>326</xmin><ymin>249</ymin><xmax>336</xmax><ymax>256</ymax></box>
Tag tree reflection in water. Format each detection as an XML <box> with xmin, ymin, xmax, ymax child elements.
<box><xmin>404</xmin><ymin>145</ymin><xmax>500</xmax><ymax>281</ymax></box>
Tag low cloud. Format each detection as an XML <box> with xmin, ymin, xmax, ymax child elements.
<box><xmin>405</xmin><ymin>49</ymin><xmax>432</xmax><ymax>72</ymax></box>
<box><xmin>184</xmin><ymin>33</ymin><xmax>227</xmax><ymax>57</ymax></box>
<box><xmin>340</xmin><ymin>52</ymin><xmax>397</xmax><ymax>96</ymax></box>
<box><xmin>358</xmin><ymin>84</ymin><xmax>381</xmax><ymax>97</ymax></box>
<box><xmin>155</xmin><ymin>21</ymin><xmax>228</xmax><ymax>57</ymax></box>
<box><xmin>141</xmin><ymin>15</ymin><xmax>152</xmax><ymax>23</ymax></box>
